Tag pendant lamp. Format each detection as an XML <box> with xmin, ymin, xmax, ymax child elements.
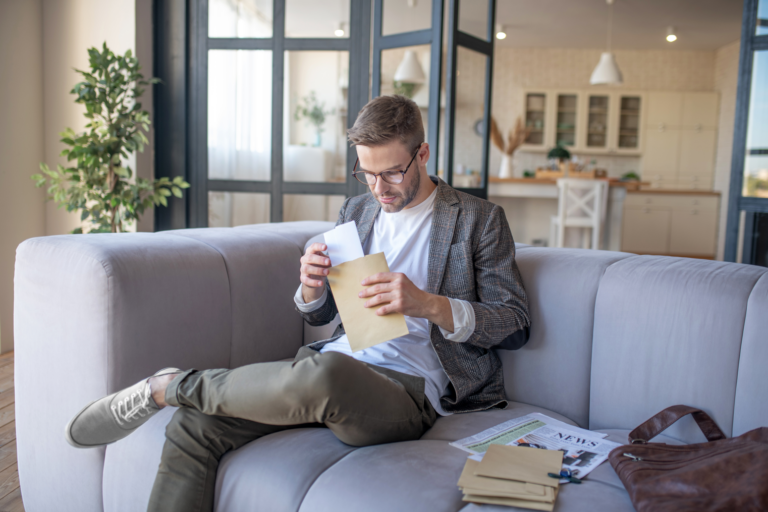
<box><xmin>394</xmin><ymin>50</ymin><xmax>426</xmax><ymax>84</ymax></box>
<box><xmin>590</xmin><ymin>0</ymin><xmax>623</xmax><ymax>85</ymax></box>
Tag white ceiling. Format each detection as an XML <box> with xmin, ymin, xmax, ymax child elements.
<box><xmin>488</xmin><ymin>0</ymin><xmax>743</xmax><ymax>51</ymax></box>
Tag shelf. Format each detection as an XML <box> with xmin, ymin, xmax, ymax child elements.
<box><xmin>621</xmin><ymin>110</ymin><xmax>640</xmax><ymax>115</ymax></box>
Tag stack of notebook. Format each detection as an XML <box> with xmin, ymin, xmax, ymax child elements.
<box><xmin>457</xmin><ymin>444</ymin><xmax>564</xmax><ymax>511</ymax></box>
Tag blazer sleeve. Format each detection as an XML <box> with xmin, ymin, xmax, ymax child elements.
<box><xmin>294</xmin><ymin>198</ymin><xmax>349</xmax><ymax>326</ymax></box>
<box><xmin>464</xmin><ymin>204</ymin><xmax>531</xmax><ymax>350</ymax></box>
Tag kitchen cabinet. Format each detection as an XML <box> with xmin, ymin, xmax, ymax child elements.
<box><xmin>646</xmin><ymin>92</ymin><xmax>683</xmax><ymax>129</ymax></box>
<box><xmin>681</xmin><ymin>92</ymin><xmax>719</xmax><ymax>129</ymax></box>
<box><xmin>521</xmin><ymin>89</ymin><xmax>644</xmax><ymax>154</ymax></box>
<box><xmin>642</xmin><ymin>91</ymin><xmax>719</xmax><ymax>190</ymax></box>
<box><xmin>622</xmin><ymin>208</ymin><xmax>671</xmax><ymax>254</ymax></box>
<box><xmin>622</xmin><ymin>192</ymin><xmax>719</xmax><ymax>257</ymax></box>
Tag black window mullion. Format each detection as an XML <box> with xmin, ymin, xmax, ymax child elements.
<box><xmin>347</xmin><ymin>0</ymin><xmax>371</xmax><ymax>199</ymax></box>
<box><xmin>270</xmin><ymin>0</ymin><xmax>285</xmax><ymax>222</ymax></box>
<box><xmin>725</xmin><ymin>0</ymin><xmax>766</xmax><ymax>262</ymax></box>
<box><xmin>443</xmin><ymin>0</ymin><xmax>459</xmax><ymax>188</ymax></box>
<box><xmin>189</xmin><ymin>0</ymin><xmax>209</xmax><ymax>227</ymax></box>
<box><xmin>427</xmin><ymin>0</ymin><xmax>444</xmax><ymax>176</ymax></box>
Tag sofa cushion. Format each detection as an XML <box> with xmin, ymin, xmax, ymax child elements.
<box><xmin>502</xmin><ymin>247</ymin><xmax>631</xmax><ymax>429</ymax></box>
<box><xmin>166</xmin><ymin>228</ymin><xmax>308</xmax><ymax>367</ymax></box>
<box><xmin>589</xmin><ymin>256</ymin><xmax>767</xmax><ymax>442</ymax></box>
<box><xmin>733</xmin><ymin>271</ymin><xmax>768</xmax><ymax>436</ymax></box>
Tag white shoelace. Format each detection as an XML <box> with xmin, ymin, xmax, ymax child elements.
<box><xmin>111</xmin><ymin>383</ymin><xmax>154</xmax><ymax>426</ymax></box>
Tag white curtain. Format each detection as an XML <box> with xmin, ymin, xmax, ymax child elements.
<box><xmin>208</xmin><ymin>0</ymin><xmax>272</xmax><ymax>226</ymax></box>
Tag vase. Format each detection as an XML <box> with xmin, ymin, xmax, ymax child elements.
<box><xmin>499</xmin><ymin>154</ymin><xmax>513</xmax><ymax>179</ymax></box>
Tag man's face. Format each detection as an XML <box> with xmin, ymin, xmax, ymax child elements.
<box><xmin>355</xmin><ymin>142</ymin><xmax>423</xmax><ymax>213</ymax></box>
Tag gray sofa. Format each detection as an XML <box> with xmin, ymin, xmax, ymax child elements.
<box><xmin>14</xmin><ymin>221</ymin><xmax>768</xmax><ymax>512</ymax></box>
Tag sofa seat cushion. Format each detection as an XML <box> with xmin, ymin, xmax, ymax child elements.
<box><xmin>104</xmin><ymin>402</ymin><xmax>668</xmax><ymax>512</ymax></box>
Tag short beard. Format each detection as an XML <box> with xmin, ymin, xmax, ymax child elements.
<box><xmin>377</xmin><ymin>170</ymin><xmax>420</xmax><ymax>213</ymax></box>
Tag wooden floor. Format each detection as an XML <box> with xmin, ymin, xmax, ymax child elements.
<box><xmin>0</xmin><ymin>352</ymin><xmax>24</xmax><ymax>511</ymax></box>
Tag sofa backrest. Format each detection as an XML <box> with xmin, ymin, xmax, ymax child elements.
<box><xmin>165</xmin><ymin>221</ymin><xmax>333</xmax><ymax>368</ymax></box>
<box><xmin>500</xmin><ymin>246</ymin><xmax>631</xmax><ymax>428</ymax></box>
<box><xmin>588</xmin><ymin>256</ymin><xmax>768</xmax><ymax>442</ymax></box>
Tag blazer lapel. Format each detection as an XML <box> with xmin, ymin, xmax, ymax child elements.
<box><xmin>355</xmin><ymin>195</ymin><xmax>380</xmax><ymax>248</ymax></box>
<box><xmin>427</xmin><ymin>178</ymin><xmax>460</xmax><ymax>295</ymax></box>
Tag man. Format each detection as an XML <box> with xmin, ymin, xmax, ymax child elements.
<box><xmin>64</xmin><ymin>95</ymin><xmax>530</xmax><ymax>511</ymax></box>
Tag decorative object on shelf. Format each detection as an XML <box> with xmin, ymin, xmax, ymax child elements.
<box><xmin>32</xmin><ymin>43</ymin><xmax>189</xmax><ymax>234</ymax></box>
<box><xmin>621</xmin><ymin>171</ymin><xmax>641</xmax><ymax>181</ymax></box>
<box><xmin>523</xmin><ymin>170</ymin><xmax>535</xmax><ymax>178</ymax></box>
<box><xmin>295</xmin><ymin>90</ymin><xmax>334</xmax><ymax>147</ymax></box>
<box><xmin>393</xmin><ymin>50</ymin><xmax>425</xmax><ymax>99</ymax></box>
<box><xmin>590</xmin><ymin>0</ymin><xmax>623</xmax><ymax>85</ymax></box>
<box><xmin>547</xmin><ymin>145</ymin><xmax>572</xmax><ymax>161</ymax></box>
<box><xmin>473</xmin><ymin>119</ymin><xmax>484</xmax><ymax>137</ymax></box>
<box><xmin>491</xmin><ymin>116</ymin><xmax>530</xmax><ymax>178</ymax></box>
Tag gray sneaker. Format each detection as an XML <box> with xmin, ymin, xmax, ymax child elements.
<box><xmin>65</xmin><ymin>367</ymin><xmax>182</xmax><ymax>448</ymax></box>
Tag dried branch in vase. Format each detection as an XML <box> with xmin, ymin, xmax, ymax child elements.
<box><xmin>490</xmin><ymin>117</ymin><xmax>505</xmax><ymax>153</ymax></box>
<box><xmin>505</xmin><ymin>116</ymin><xmax>531</xmax><ymax>156</ymax></box>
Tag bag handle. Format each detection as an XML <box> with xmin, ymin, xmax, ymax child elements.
<box><xmin>628</xmin><ymin>405</ymin><xmax>727</xmax><ymax>444</ymax></box>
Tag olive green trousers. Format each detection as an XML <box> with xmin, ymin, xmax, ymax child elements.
<box><xmin>146</xmin><ymin>345</ymin><xmax>437</xmax><ymax>512</ymax></box>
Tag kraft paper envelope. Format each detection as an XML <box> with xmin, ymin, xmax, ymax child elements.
<box><xmin>474</xmin><ymin>444</ymin><xmax>563</xmax><ymax>488</ymax></box>
<box><xmin>458</xmin><ymin>459</ymin><xmax>554</xmax><ymax>502</ymax></box>
<box><xmin>327</xmin><ymin>252</ymin><xmax>409</xmax><ymax>352</ymax></box>
<box><xmin>462</xmin><ymin>493</ymin><xmax>556</xmax><ymax>512</ymax></box>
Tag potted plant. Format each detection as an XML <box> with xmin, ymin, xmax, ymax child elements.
<box><xmin>294</xmin><ymin>91</ymin><xmax>334</xmax><ymax>147</ymax></box>
<box><xmin>33</xmin><ymin>43</ymin><xmax>189</xmax><ymax>233</ymax></box>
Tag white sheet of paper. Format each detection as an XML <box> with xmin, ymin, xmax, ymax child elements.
<box><xmin>323</xmin><ymin>221</ymin><xmax>364</xmax><ymax>267</ymax></box>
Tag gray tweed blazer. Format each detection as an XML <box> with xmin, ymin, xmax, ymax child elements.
<box><xmin>298</xmin><ymin>176</ymin><xmax>530</xmax><ymax>413</ymax></box>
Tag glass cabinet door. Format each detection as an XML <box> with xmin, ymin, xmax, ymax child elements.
<box><xmin>556</xmin><ymin>94</ymin><xmax>577</xmax><ymax>147</ymax></box>
<box><xmin>618</xmin><ymin>95</ymin><xmax>642</xmax><ymax>149</ymax></box>
<box><xmin>524</xmin><ymin>93</ymin><xmax>546</xmax><ymax>146</ymax></box>
<box><xmin>586</xmin><ymin>95</ymin><xmax>609</xmax><ymax>149</ymax></box>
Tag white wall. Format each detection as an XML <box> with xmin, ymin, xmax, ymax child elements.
<box><xmin>41</xmin><ymin>0</ymin><xmax>136</xmax><ymax>235</ymax></box>
<box><xmin>0</xmin><ymin>0</ymin><xmax>140</xmax><ymax>353</ymax></box>
<box><xmin>0</xmin><ymin>0</ymin><xmax>46</xmax><ymax>354</ymax></box>
<box><xmin>713</xmin><ymin>41</ymin><xmax>741</xmax><ymax>261</ymax></box>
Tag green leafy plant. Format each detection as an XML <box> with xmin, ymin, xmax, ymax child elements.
<box><xmin>294</xmin><ymin>91</ymin><xmax>334</xmax><ymax>146</ymax></box>
<box><xmin>32</xmin><ymin>43</ymin><xmax>189</xmax><ymax>233</ymax></box>
<box><xmin>393</xmin><ymin>81</ymin><xmax>416</xmax><ymax>98</ymax></box>
<box><xmin>621</xmin><ymin>171</ymin><xmax>641</xmax><ymax>181</ymax></box>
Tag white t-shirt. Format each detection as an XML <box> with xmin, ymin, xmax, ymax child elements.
<box><xmin>295</xmin><ymin>187</ymin><xmax>475</xmax><ymax>416</ymax></box>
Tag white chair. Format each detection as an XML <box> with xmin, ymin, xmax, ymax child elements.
<box><xmin>549</xmin><ymin>178</ymin><xmax>609</xmax><ymax>250</ymax></box>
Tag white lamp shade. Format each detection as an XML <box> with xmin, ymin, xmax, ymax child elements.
<box><xmin>394</xmin><ymin>50</ymin><xmax>426</xmax><ymax>84</ymax></box>
<box><xmin>590</xmin><ymin>52</ymin><xmax>623</xmax><ymax>85</ymax></box>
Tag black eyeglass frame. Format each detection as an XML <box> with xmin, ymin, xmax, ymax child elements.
<box><xmin>352</xmin><ymin>143</ymin><xmax>423</xmax><ymax>186</ymax></box>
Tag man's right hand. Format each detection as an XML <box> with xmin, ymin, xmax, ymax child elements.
<box><xmin>300</xmin><ymin>243</ymin><xmax>331</xmax><ymax>304</ymax></box>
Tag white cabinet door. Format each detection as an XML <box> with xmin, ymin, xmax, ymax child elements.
<box><xmin>643</xmin><ymin>128</ymin><xmax>680</xmax><ymax>184</ymax></box>
<box><xmin>647</xmin><ymin>92</ymin><xmax>683</xmax><ymax>129</ymax></box>
<box><xmin>669</xmin><ymin>208</ymin><xmax>718</xmax><ymax>256</ymax></box>
<box><xmin>622</xmin><ymin>208</ymin><xmax>671</xmax><ymax>254</ymax></box>
<box><xmin>678</xmin><ymin>129</ymin><xmax>717</xmax><ymax>179</ymax></box>
<box><xmin>681</xmin><ymin>92</ymin><xmax>719</xmax><ymax>129</ymax></box>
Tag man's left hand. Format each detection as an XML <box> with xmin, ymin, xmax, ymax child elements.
<box><xmin>360</xmin><ymin>272</ymin><xmax>454</xmax><ymax>332</ymax></box>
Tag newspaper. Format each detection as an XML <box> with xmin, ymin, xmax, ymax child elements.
<box><xmin>449</xmin><ymin>413</ymin><xmax>620</xmax><ymax>479</ymax></box>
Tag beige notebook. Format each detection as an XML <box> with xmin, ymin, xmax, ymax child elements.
<box><xmin>327</xmin><ymin>252</ymin><xmax>409</xmax><ymax>352</ymax></box>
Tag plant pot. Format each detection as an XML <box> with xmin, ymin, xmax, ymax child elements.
<box><xmin>499</xmin><ymin>154</ymin><xmax>513</xmax><ymax>179</ymax></box>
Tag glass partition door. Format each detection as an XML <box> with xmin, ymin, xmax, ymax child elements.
<box><xmin>371</xmin><ymin>0</ymin><xmax>445</xmax><ymax>177</ymax></box>
<box><xmin>176</xmin><ymin>0</ymin><xmax>370</xmax><ymax>228</ymax></box>
<box><xmin>443</xmin><ymin>0</ymin><xmax>496</xmax><ymax>199</ymax></box>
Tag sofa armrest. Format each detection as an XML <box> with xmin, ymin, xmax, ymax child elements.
<box><xmin>15</xmin><ymin>233</ymin><xmax>233</xmax><ymax>512</ymax></box>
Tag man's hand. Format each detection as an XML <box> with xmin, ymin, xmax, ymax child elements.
<box><xmin>359</xmin><ymin>272</ymin><xmax>454</xmax><ymax>333</ymax></box>
<box><xmin>300</xmin><ymin>243</ymin><xmax>331</xmax><ymax>304</ymax></box>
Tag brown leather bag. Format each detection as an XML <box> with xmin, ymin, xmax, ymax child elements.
<box><xmin>608</xmin><ymin>405</ymin><xmax>768</xmax><ymax>512</ymax></box>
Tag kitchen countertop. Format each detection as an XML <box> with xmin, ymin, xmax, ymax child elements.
<box><xmin>626</xmin><ymin>189</ymin><xmax>721</xmax><ymax>196</ymax></box>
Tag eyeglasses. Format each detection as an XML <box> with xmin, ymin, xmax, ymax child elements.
<box><xmin>352</xmin><ymin>144</ymin><xmax>423</xmax><ymax>186</ymax></box>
